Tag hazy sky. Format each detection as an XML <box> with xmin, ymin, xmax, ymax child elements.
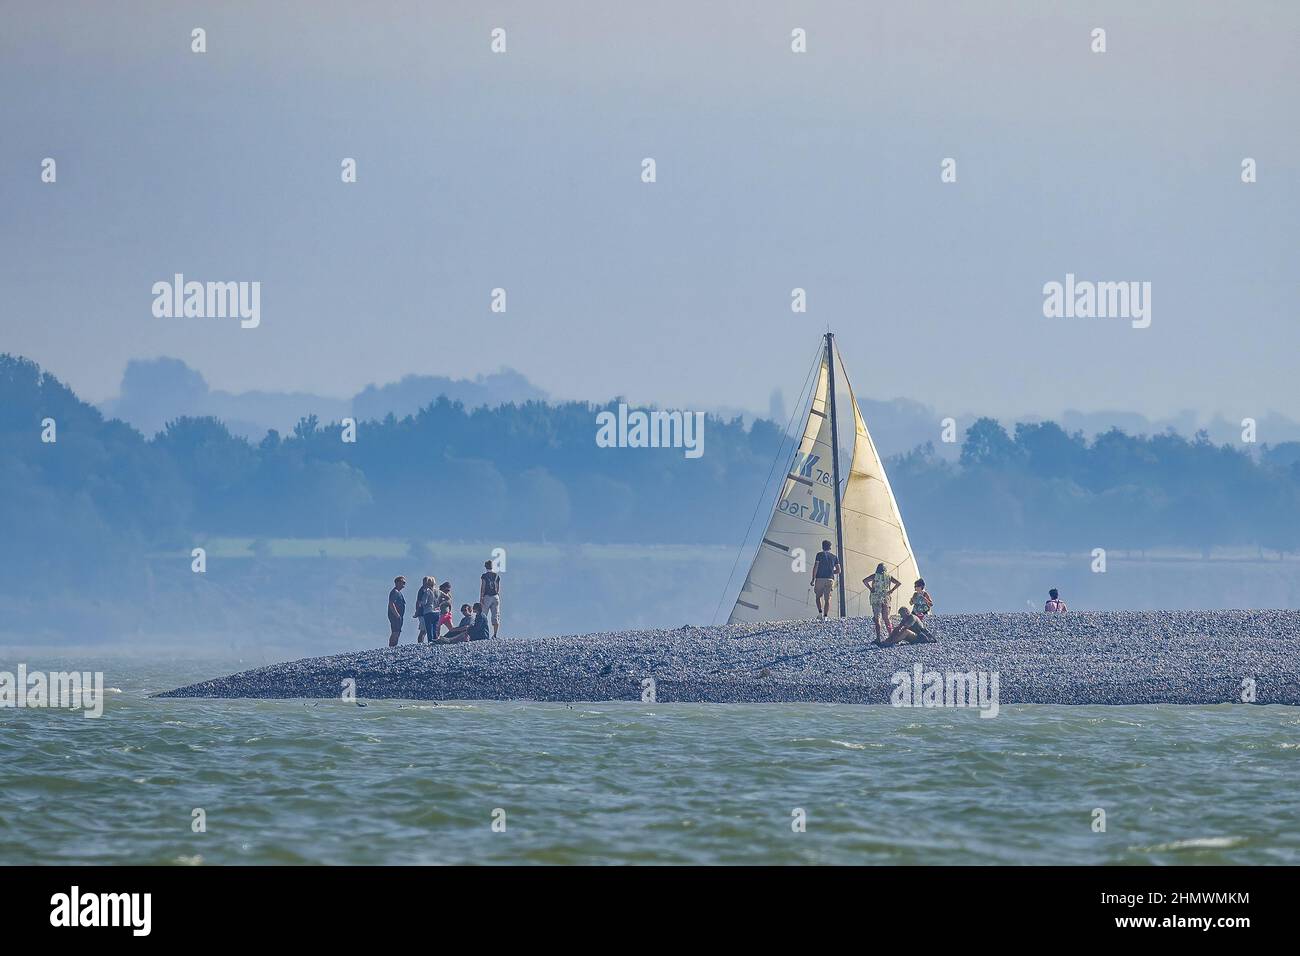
<box><xmin>2</xmin><ymin>1</ymin><xmax>1297</xmax><ymax>422</ymax></box>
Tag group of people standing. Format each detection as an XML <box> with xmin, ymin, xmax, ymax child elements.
<box><xmin>385</xmin><ymin>560</ymin><xmax>503</xmax><ymax>647</ymax></box>
<box><xmin>810</xmin><ymin>540</ymin><xmax>937</xmax><ymax>645</ymax></box>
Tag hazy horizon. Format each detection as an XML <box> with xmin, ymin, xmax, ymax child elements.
<box><xmin>47</xmin><ymin>347</ymin><xmax>1300</xmax><ymax>433</ymax></box>
<box><xmin>16</xmin><ymin>349</ymin><xmax>1300</xmax><ymax>458</ymax></box>
<box><xmin>3</xmin><ymin>1</ymin><xmax>1297</xmax><ymax>423</ymax></box>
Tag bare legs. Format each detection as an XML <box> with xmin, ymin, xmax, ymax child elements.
<box><xmin>872</xmin><ymin>600</ymin><xmax>891</xmax><ymax>641</ymax></box>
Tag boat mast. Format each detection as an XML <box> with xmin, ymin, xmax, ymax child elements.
<box><xmin>824</xmin><ymin>331</ymin><xmax>848</xmax><ymax>618</ymax></box>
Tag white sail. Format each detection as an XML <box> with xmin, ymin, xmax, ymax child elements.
<box><xmin>836</xmin><ymin>344</ymin><xmax>922</xmax><ymax>618</ymax></box>
<box><xmin>727</xmin><ymin>336</ymin><xmax>921</xmax><ymax>623</ymax></box>
<box><xmin>728</xmin><ymin>354</ymin><xmax>840</xmax><ymax>624</ymax></box>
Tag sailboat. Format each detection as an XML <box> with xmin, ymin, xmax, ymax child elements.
<box><xmin>728</xmin><ymin>332</ymin><xmax>921</xmax><ymax>623</ymax></box>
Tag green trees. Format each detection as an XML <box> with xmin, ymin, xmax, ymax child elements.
<box><xmin>885</xmin><ymin>417</ymin><xmax>1296</xmax><ymax>556</ymax></box>
<box><xmin>4</xmin><ymin>351</ymin><xmax>1300</xmax><ymax>596</ymax></box>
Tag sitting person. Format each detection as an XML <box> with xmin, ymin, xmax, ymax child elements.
<box><xmin>468</xmin><ymin>603</ymin><xmax>491</xmax><ymax>641</ymax></box>
<box><xmin>877</xmin><ymin>607</ymin><xmax>937</xmax><ymax>646</ymax></box>
<box><xmin>909</xmin><ymin>578</ymin><xmax>934</xmax><ymax>620</ymax></box>
<box><xmin>436</xmin><ymin>604</ymin><xmax>476</xmax><ymax>643</ymax></box>
<box><xmin>1044</xmin><ymin>588</ymin><xmax>1067</xmax><ymax>613</ymax></box>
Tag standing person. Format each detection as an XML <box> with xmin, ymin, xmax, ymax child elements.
<box><xmin>436</xmin><ymin>581</ymin><xmax>454</xmax><ymax>639</ymax></box>
<box><xmin>387</xmin><ymin>576</ymin><xmax>407</xmax><ymax>647</ymax></box>
<box><xmin>1044</xmin><ymin>589</ymin><xmax>1068</xmax><ymax>613</ymax></box>
<box><xmin>910</xmin><ymin>579</ymin><xmax>934</xmax><ymax>621</ymax></box>
<box><xmin>415</xmin><ymin>576</ymin><xmax>432</xmax><ymax>643</ymax></box>
<box><xmin>810</xmin><ymin>540</ymin><xmax>840</xmax><ymax>618</ymax></box>
<box><xmin>864</xmin><ymin>563</ymin><xmax>902</xmax><ymax>641</ymax></box>
<box><xmin>480</xmin><ymin>560</ymin><xmax>503</xmax><ymax>638</ymax></box>
<box><xmin>415</xmin><ymin>577</ymin><xmax>440</xmax><ymax>644</ymax></box>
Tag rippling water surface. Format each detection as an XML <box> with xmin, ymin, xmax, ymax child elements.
<box><xmin>2</xmin><ymin>657</ymin><xmax>1297</xmax><ymax>865</ymax></box>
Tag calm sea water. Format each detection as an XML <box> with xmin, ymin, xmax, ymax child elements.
<box><xmin>2</xmin><ymin>657</ymin><xmax>1298</xmax><ymax>865</ymax></box>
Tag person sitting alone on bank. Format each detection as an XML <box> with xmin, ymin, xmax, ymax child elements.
<box><xmin>1044</xmin><ymin>588</ymin><xmax>1067</xmax><ymax>613</ymax></box>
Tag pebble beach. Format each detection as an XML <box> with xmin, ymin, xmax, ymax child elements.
<box><xmin>157</xmin><ymin>610</ymin><xmax>1300</xmax><ymax>705</ymax></box>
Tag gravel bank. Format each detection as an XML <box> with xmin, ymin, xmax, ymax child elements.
<box><xmin>155</xmin><ymin>611</ymin><xmax>1300</xmax><ymax>705</ymax></box>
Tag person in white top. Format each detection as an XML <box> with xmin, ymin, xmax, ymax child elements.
<box><xmin>1044</xmin><ymin>588</ymin><xmax>1067</xmax><ymax>613</ymax></box>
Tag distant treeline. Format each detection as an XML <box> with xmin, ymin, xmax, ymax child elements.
<box><xmin>4</xmin><ymin>354</ymin><xmax>1300</xmax><ymax>592</ymax></box>
<box><xmin>892</xmin><ymin>419</ymin><xmax>1300</xmax><ymax>557</ymax></box>
<box><xmin>0</xmin><ymin>355</ymin><xmax>780</xmax><ymax>589</ymax></box>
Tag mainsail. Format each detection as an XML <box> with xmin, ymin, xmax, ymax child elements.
<box><xmin>728</xmin><ymin>352</ymin><xmax>840</xmax><ymax>623</ymax></box>
<box><xmin>728</xmin><ymin>334</ymin><xmax>920</xmax><ymax>623</ymax></box>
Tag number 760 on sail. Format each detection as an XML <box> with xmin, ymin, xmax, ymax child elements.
<box><xmin>778</xmin><ymin>495</ymin><xmax>833</xmax><ymax>527</ymax></box>
<box><xmin>792</xmin><ymin>451</ymin><xmax>834</xmax><ymax>486</ymax></box>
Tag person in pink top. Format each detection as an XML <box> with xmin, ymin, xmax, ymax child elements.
<box><xmin>1044</xmin><ymin>588</ymin><xmax>1067</xmax><ymax>613</ymax></box>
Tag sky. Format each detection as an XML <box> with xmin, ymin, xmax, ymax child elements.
<box><xmin>2</xmin><ymin>0</ymin><xmax>1297</xmax><ymax>424</ymax></box>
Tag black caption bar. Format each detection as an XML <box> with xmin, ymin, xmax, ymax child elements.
<box><xmin>0</xmin><ymin>866</ymin><xmax>1279</xmax><ymax>942</ymax></box>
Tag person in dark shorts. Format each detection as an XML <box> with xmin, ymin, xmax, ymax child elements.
<box><xmin>810</xmin><ymin>539</ymin><xmax>840</xmax><ymax>618</ymax></box>
<box><xmin>387</xmin><ymin>576</ymin><xmax>407</xmax><ymax>647</ymax></box>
